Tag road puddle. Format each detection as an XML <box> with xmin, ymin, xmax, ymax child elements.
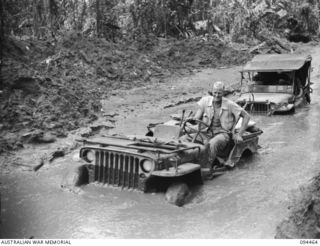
<box><xmin>1</xmin><ymin>48</ymin><xmax>320</xmax><ymax>239</ymax></box>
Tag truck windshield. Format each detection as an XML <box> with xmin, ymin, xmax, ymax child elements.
<box><xmin>252</xmin><ymin>71</ymin><xmax>294</xmax><ymax>86</ymax></box>
<box><xmin>241</xmin><ymin>71</ymin><xmax>294</xmax><ymax>93</ymax></box>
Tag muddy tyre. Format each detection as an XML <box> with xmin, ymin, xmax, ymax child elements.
<box><xmin>165</xmin><ymin>182</ymin><xmax>190</xmax><ymax>207</ymax></box>
<box><xmin>61</xmin><ymin>165</ymin><xmax>89</xmax><ymax>189</ymax></box>
<box><xmin>290</xmin><ymin>107</ymin><xmax>295</xmax><ymax>114</ymax></box>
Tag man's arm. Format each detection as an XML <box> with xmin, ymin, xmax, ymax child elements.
<box><xmin>189</xmin><ymin>96</ymin><xmax>206</xmax><ymax>123</ymax></box>
<box><xmin>237</xmin><ymin>109</ymin><xmax>250</xmax><ymax>136</ymax></box>
<box><xmin>233</xmin><ymin>109</ymin><xmax>250</xmax><ymax>144</ymax></box>
<box><xmin>193</xmin><ymin>108</ymin><xmax>203</xmax><ymax>120</ymax></box>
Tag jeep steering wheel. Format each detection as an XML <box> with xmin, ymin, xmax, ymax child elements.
<box><xmin>182</xmin><ymin>119</ymin><xmax>210</xmax><ymax>144</ymax></box>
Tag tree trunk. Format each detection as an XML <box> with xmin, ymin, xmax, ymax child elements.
<box><xmin>45</xmin><ymin>0</ymin><xmax>57</xmax><ymax>38</ymax></box>
<box><xmin>74</xmin><ymin>0</ymin><xmax>78</xmax><ymax>32</ymax></box>
<box><xmin>0</xmin><ymin>0</ymin><xmax>4</xmax><ymax>88</ymax></box>
<box><xmin>32</xmin><ymin>0</ymin><xmax>40</xmax><ymax>38</ymax></box>
<box><xmin>96</xmin><ymin>0</ymin><xmax>101</xmax><ymax>37</ymax></box>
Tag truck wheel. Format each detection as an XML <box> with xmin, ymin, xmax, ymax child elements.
<box><xmin>165</xmin><ymin>182</ymin><xmax>191</xmax><ymax>207</ymax></box>
<box><xmin>61</xmin><ymin>165</ymin><xmax>89</xmax><ymax>190</ymax></box>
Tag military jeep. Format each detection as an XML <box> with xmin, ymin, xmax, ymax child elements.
<box><xmin>69</xmin><ymin>112</ymin><xmax>262</xmax><ymax>192</ymax></box>
<box><xmin>236</xmin><ymin>54</ymin><xmax>312</xmax><ymax>115</ymax></box>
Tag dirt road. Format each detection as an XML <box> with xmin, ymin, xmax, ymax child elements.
<box><xmin>1</xmin><ymin>46</ymin><xmax>320</xmax><ymax>239</ymax></box>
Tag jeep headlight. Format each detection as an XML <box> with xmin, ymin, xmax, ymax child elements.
<box><xmin>140</xmin><ymin>159</ymin><xmax>154</xmax><ymax>173</ymax></box>
<box><xmin>83</xmin><ymin>149</ymin><xmax>95</xmax><ymax>163</ymax></box>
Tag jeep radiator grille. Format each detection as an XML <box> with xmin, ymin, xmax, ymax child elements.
<box><xmin>89</xmin><ymin>150</ymin><xmax>142</xmax><ymax>189</ymax></box>
<box><xmin>243</xmin><ymin>103</ymin><xmax>270</xmax><ymax>115</ymax></box>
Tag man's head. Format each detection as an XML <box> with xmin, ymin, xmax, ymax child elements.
<box><xmin>212</xmin><ymin>81</ymin><xmax>224</xmax><ymax>102</ymax></box>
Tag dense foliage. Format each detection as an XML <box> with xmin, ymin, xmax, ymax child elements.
<box><xmin>2</xmin><ymin>0</ymin><xmax>320</xmax><ymax>42</ymax></box>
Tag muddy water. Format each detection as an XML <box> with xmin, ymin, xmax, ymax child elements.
<box><xmin>1</xmin><ymin>48</ymin><xmax>320</xmax><ymax>239</ymax></box>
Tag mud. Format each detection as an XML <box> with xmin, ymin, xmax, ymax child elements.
<box><xmin>274</xmin><ymin>46</ymin><xmax>320</xmax><ymax>239</ymax></box>
<box><xmin>0</xmin><ymin>43</ymin><xmax>320</xmax><ymax>239</ymax></box>
<box><xmin>275</xmin><ymin>175</ymin><xmax>320</xmax><ymax>238</ymax></box>
<box><xmin>0</xmin><ymin>35</ymin><xmax>251</xmax><ymax>154</ymax></box>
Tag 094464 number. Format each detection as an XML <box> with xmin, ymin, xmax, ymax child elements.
<box><xmin>300</xmin><ymin>240</ymin><xmax>318</xmax><ymax>244</ymax></box>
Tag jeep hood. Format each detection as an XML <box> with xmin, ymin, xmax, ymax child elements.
<box><xmin>79</xmin><ymin>135</ymin><xmax>204</xmax><ymax>159</ymax></box>
<box><xmin>236</xmin><ymin>93</ymin><xmax>293</xmax><ymax>104</ymax></box>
